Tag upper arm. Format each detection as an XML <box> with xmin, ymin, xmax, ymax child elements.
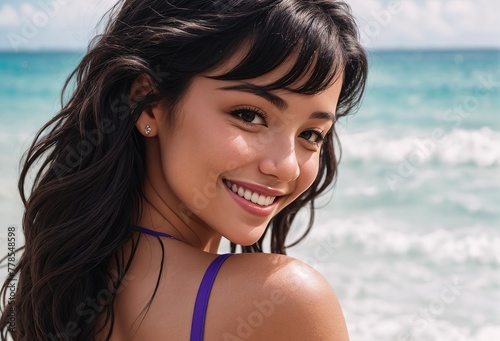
<box><xmin>262</xmin><ymin>259</ymin><xmax>349</xmax><ymax>341</ymax></box>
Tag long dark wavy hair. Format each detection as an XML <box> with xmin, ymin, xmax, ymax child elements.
<box><xmin>0</xmin><ymin>0</ymin><xmax>367</xmax><ymax>339</ymax></box>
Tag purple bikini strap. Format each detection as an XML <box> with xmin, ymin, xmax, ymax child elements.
<box><xmin>133</xmin><ymin>226</ymin><xmax>182</xmax><ymax>242</ymax></box>
<box><xmin>190</xmin><ymin>253</ymin><xmax>232</xmax><ymax>341</ymax></box>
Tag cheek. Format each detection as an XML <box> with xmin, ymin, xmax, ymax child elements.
<box><xmin>197</xmin><ymin>125</ymin><xmax>265</xmax><ymax>177</ymax></box>
<box><xmin>298</xmin><ymin>154</ymin><xmax>321</xmax><ymax>192</ymax></box>
<box><xmin>222</xmin><ymin>134</ymin><xmax>261</xmax><ymax>170</ymax></box>
<box><xmin>277</xmin><ymin>154</ymin><xmax>320</xmax><ymax>213</ymax></box>
<box><xmin>160</xmin><ymin>121</ymin><xmax>261</xmax><ymax>186</ymax></box>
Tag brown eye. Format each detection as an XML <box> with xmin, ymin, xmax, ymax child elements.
<box><xmin>229</xmin><ymin>107</ymin><xmax>267</xmax><ymax>126</ymax></box>
<box><xmin>299</xmin><ymin>130</ymin><xmax>324</xmax><ymax>145</ymax></box>
<box><xmin>240</xmin><ymin>111</ymin><xmax>257</xmax><ymax>123</ymax></box>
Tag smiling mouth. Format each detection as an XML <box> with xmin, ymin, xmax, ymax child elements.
<box><xmin>223</xmin><ymin>179</ymin><xmax>277</xmax><ymax>207</ymax></box>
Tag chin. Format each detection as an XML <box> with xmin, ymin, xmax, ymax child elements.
<box><xmin>224</xmin><ymin>230</ymin><xmax>265</xmax><ymax>247</ymax></box>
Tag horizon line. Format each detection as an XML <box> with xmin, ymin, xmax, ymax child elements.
<box><xmin>0</xmin><ymin>46</ymin><xmax>499</xmax><ymax>54</ymax></box>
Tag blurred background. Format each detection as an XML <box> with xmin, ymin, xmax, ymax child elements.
<box><xmin>0</xmin><ymin>0</ymin><xmax>499</xmax><ymax>340</ymax></box>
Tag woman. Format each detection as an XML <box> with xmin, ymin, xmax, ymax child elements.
<box><xmin>1</xmin><ymin>0</ymin><xmax>367</xmax><ymax>339</ymax></box>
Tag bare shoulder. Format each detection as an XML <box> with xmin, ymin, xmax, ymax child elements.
<box><xmin>206</xmin><ymin>253</ymin><xmax>349</xmax><ymax>341</ymax></box>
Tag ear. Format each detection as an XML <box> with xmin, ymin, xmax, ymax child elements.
<box><xmin>131</xmin><ymin>74</ymin><xmax>162</xmax><ymax>137</ymax></box>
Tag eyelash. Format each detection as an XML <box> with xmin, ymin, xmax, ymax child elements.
<box><xmin>228</xmin><ymin>107</ymin><xmax>326</xmax><ymax>146</ymax></box>
<box><xmin>300</xmin><ymin>129</ymin><xmax>326</xmax><ymax>146</ymax></box>
<box><xmin>229</xmin><ymin>106</ymin><xmax>268</xmax><ymax>127</ymax></box>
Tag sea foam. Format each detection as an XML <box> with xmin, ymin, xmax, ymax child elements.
<box><xmin>338</xmin><ymin>127</ymin><xmax>500</xmax><ymax>167</ymax></box>
<box><xmin>305</xmin><ymin>218</ymin><xmax>500</xmax><ymax>266</ymax></box>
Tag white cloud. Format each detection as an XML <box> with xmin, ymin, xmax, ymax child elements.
<box><xmin>47</xmin><ymin>0</ymin><xmax>116</xmax><ymax>27</ymax></box>
<box><xmin>0</xmin><ymin>4</ymin><xmax>20</xmax><ymax>27</ymax></box>
<box><xmin>38</xmin><ymin>0</ymin><xmax>116</xmax><ymax>47</ymax></box>
<box><xmin>19</xmin><ymin>3</ymin><xmax>35</xmax><ymax>18</ymax></box>
<box><xmin>0</xmin><ymin>0</ymin><xmax>116</xmax><ymax>50</ymax></box>
<box><xmin>349</xmin><ymin>0</ymin><xmax>500</xmax><ymax>48</ymax></box>
<box><xmin>1</xmin><ymin>0</ymin><xmax>499</xmax><ymax>50</ymax></box>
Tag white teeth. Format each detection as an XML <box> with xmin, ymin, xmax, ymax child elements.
<box><xmin>257</xmin><ymin>196</ymin><xmax>266</xmax><ymax>206</ymax></box>
<box><xmin>251</xmin><ymin>192</ymin><xmax>259</xmax><ymax>203</ymax></box>
<box><xmin>225</xmin><ymin>180</ymin><xmax>276</xmax><ymax>207</ymax></box>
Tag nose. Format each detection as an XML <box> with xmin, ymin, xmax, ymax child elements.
<box><xmin>258</xmin><ymin>137</ymin><xmax>300</xmax><ymax>182</ymax></box>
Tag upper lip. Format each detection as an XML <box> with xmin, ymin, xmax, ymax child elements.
<box><xmin>224</xmin><ymin>179</ymin><xmax>286</xmax><ymax>197</ymax></box>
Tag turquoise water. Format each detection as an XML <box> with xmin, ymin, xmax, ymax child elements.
<box><xmin>1</xmin><ymin>50</ymin><xmax>499</xmax><ymax>340</ymax></box>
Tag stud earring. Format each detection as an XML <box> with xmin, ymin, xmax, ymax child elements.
<box><xmin>144</xmin><ymin>125</ymin><xmax>152</xmax><ymax>135</ymax></box>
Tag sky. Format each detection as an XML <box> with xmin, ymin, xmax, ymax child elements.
<box><xmin>0</xmin><ymin>0</ymin><xmax>499</xmax><ymax>51</ymax></box>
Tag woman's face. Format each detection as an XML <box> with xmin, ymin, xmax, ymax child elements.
<box><xmin>150</xmin><ymin>60</ymin><xmax>343</xmax><ymax>246</ymax></box>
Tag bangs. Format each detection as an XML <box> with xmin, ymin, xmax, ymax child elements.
<box><xmin>208</xmin><ymin>1</ymin><xmax>345</xmax><ymax>95</ymax></box>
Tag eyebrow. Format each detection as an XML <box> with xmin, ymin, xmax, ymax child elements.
<box><xmin>217</xmin><ymin>83</ymin><xmax>336</xmax><ymax>122</ymax></box>
<box><xmin>310</xmin><ymin>111</ymin><xmax>336</xmax><ymax>122</ymax></box>
<box><xmin>217</xmin><ymin>83</ymin><xmax>288</xmax><ymax>111</ymax></box>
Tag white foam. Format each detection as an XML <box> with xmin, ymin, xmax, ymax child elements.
<box><xmin>290</xmin><ymin>217</ymin><xmax>500</xmax><ymax>341</ymax></box>
<box><xmin>343</xmin><ymin>185</ymin><xmax>379</xmax><ymax>196</ymax></box>
<box><xmin>428</xmin><ymin>192</ymin><xmax>499</xmax><ymax>214</ymax></box>
<box><xmin>343</xmin><ymin>310</ymin><xmax>491</xmax><ymax>341</ymax></box>
<box><xmin>306</xmin><ymin>218</ymin><xmax>500</xmax><ymax>265</ymax></box>
<box><xmin>338</xmin><ymin>127</ymin><xmax>500</xmax><ymax>167</ymax></box>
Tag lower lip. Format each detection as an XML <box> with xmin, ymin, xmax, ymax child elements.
<box><xmin>224</xmin><ymin>183</ymin><xmax>280</xmax><ymax>217</ymax></box>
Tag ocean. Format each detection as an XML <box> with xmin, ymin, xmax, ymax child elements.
<box><xmin>1</xmin><ymin>50</ymin><xmax>499</xmax><ymax>340</ymax></box>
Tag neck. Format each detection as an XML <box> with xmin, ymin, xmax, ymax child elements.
<box><xmin>136</xmin><ymin>177</ymin><xmax>222</xmax><ymax>253</ymax></box>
